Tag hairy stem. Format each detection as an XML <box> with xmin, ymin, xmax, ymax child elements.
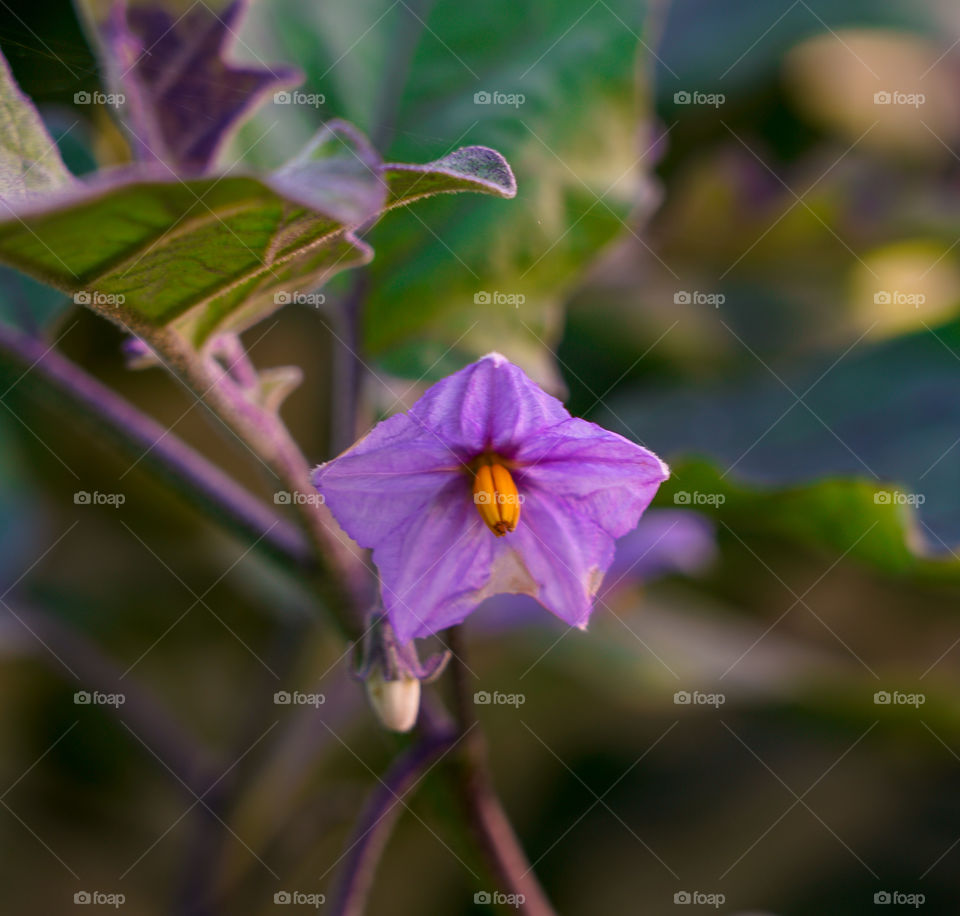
<box><xmin>447</xmin><ymin>628</ymin><xmax>558</xmax><ymax>916</ymax></box>
<box><xmin>134</xmin><ymin>323</ymin><xmax>371</xmax><ymax>637</ymax></box>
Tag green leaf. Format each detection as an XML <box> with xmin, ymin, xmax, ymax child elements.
<box><xmin>0</xmin><ymin>114</ymin><xmax>515</xmax><ymax>345</ymax></box>
<box><xmin>0</xmin><ymin>49</ymin><xmax>72</xmax><ymax>200</ymax></box>
<box><xmin>658</xmin><ymin>460</ymin><xmax>960</xmax><ymax>581</ymax></box>
<box><xmin>248</xmin><ymin>0</ymin><xmax>657</xmax><ymax>382</ymax></box>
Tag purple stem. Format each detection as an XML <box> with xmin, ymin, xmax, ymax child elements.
<box><xmin>136</xmin><ymin>323</ymin><xmax>370</xmax><ymax>636</ymax></box>
<box><xmin>0</xmin><ymin>323</ymin><xmax>313</xmax><ymax>573</ymax></box>
<box><xmin>447</xmin><ymin>627</ymin><xmax>559</xmax><ymax>916</ymax></box>
<box><xmin>330</xmin><ymin>718</ymin><xmax>461</xmax><ymax>916</ymax></box>
<box><xmin>330</xmin><ymin>271</ymin><xmax>370</xmax><ymax>456</ymax></box>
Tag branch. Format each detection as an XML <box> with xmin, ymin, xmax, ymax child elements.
<box><xmin>136</xmin><ymin>322</ymin><xmax>370</xmax><ymax>638</ymax></box>
<box><xmin>0</xmin><ymin>323</ymin><xmax>312</xmax><ymax>574</ymax></box>
<box><xmin>330</xmin><ymin>272</ymin><xmax>370</xmax><ymax>456</ymax></box>
<box><xmin>330</xmin><ymin>718</ymin><xmax>460</xmax><ymax>916</ymax></box>
<box><xmin>447</xmin><ymin>628</ymin><xmax>559</xmax><ymax>916</ymax></box>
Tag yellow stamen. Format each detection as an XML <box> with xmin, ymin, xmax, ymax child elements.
<box><xmin>473</xmin><ymin>460</ymin><xmax>521</xmax><ymax>537</ymax></box>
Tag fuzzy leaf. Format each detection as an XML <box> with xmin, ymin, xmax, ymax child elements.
<box><xmin>82</xmin><ymin>0</ymin><xmax>301</xmax><ymax>171</ymax></box>
<box><xmin>249</xmin><ymin>0</ymin><xmax>656</xmax><ymax>382</ymax></box>
<box><xmin>0</xmin><ymin>104</ymin><xmax>515</xmax><ymax>344</ymax></box>
<box><xmin>0</xmin><ymin>48</ymin><xmax>72</xmax><ymax>199</ymax></box>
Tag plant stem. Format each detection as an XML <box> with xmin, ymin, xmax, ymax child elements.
<box><xmin>330</xmin><ymin>719</ymin><xmax>461</xmax><ymax>916</ymax></box>
<box><xmin>447</xmin><ymin>627</ymin><xmax>559</xmax><ymax>916</ymax></box>
<box><xmin>0</xmin><ymin>323</ymin><xmax>313</xmax><ymax>573</ymax></box>
<box><xmin>330</xmin><ymin>271</ymin><xmax>370</xmax><ymax>455</ymax></box>
<box><xmin>127</xmin><ymin>322</ymin><xmax>370</xmax><ymax>638</ymax></box>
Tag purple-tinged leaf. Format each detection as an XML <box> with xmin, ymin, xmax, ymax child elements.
<box><xmin>0</xmin><ymin>101</ymin><xmax>516</xmax><ymax>345</ymax></box>
<box><xmin>97</xmin><ymin>0</ymin><xmax>300</xmax><ymax>171</ymax></box>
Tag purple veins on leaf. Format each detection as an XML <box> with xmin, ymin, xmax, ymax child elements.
<box><xmin>313</xmin><ymin>353</ymin><xmax>670</xmax><ymax>644</ymax></box>
<box><xmin>102</xmin><ymin>0</ymin><xmax>301</xmax><ymax>171</ymax></box>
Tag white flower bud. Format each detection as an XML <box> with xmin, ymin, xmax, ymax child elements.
<box><xmin>366</xmin><ymin>672</ymin><xmax>421</xmax><ymax>733</ymax></box>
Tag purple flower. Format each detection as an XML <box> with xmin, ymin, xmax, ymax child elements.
<box><xmin>313</xmin><ymin>353</ymin><xmax>669</xmax><ymax>643</ymax></box>
<box><xmin>471</xmin><ymin>509</ymin><xmax>717</xmax><ymax>633</ymax></box>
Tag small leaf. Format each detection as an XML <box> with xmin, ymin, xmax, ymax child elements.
<box><xmin>383</xmin><ymin>146</ymin><xmax>516</xmax><ymax>209</ymax></box>
<box><xmin>254</xmin><ymin>365</ymin><xmax>303</xmax><ymax>413</ymax></box>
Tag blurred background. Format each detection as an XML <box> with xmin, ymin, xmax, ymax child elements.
<box><xmin>2</xmin><ymin>0</ymin><xmax>960</xmax><ymax>912</ymax></box>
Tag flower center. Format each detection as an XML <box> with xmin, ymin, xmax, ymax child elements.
<box><xmin>472</xmin><ymin>458</ymin><xmax>521</xmax><ymax>537</ymax></box>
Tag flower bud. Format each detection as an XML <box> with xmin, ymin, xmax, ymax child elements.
<box><xmin>354</xmin><ymin>610</ymin><xmax>449</xmax><ymax>734</ymax></box>
<box><xmin>365</xmin><ymin>672</ymin><xmax>421</xmax><ymax>733</ymax></box>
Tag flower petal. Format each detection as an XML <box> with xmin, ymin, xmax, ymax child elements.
<box><xmin>472</xmin><ymin>510</ymin><xmax>717</xmax><ymax>635</ymax></box>
<box><xmin>408</xmin><ymin>352</ymin><xmax>570</xmax><ymax>455</ymax></box>
<box><xmin>312</xmin><ymin>411</ymin><xmax>463</xmax><ymax>547</ymax></box>
<box><xmin>515</xmin><ymin>418</ymin><xmax>670</xmax><ymax>538</ymax></box>
<box><xmin>313</xmin><ymin>355</ymin><xmax>670</xmax><ymax>643</ymax></box>
<box><xmin>370</xmin><ymin>478</ymin><xmax>499</xmax><ymax>642</ymax></box>
<box><xmin>507</xmin><ymin>488</ymin><xmax>615</xmax><ymax>627</ymax></box>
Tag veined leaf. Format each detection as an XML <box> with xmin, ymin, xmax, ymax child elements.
<box><xmin>247</xmin><ymin>0</ymin><xmax>657</xmax><ymax>383</ymax></box>
<box><xmin>76</xmin><ymin>0</ymin><xmax>301</xmax><ymax>172</ymax></box>
<box><xmin>0</xmin><ymin>102</ymin><xmax>515</xmax><ymax>344</ymax></box>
